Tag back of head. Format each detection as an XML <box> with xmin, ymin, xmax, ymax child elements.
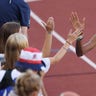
<box><xmin>5</xmin><ymin>33</ymin><xmax>29</xmax><ymax>69</ymax></box>
<box><xmin>0</xmin><ymin>22</ymin><xmax>20</xmax><ymax>53</ymax></box>
<box><xmin>60</xmin><ymin>91</ymin><xmax>80</xmax><ymax>96</ymax></box>
<box><xmin>15</xmin><ymin>70</ymin><xmax>42</xmax><ymax>96</ymax></box>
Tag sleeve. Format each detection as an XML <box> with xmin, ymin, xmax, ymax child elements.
<box><xmin>41</xmin><ymin>58</ymin><xmax>51</xmax><ymax>73</ymax></box>
<box><xmin>18</xmin><ymin>1</ymin><xmax>30</xmax><ymax>27</ymax></box>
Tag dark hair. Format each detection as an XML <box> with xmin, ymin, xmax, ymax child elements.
<box><xmin>0</xmin><ymin>22</ymin><xmax>20</xmax><ymax>53</ymax></box>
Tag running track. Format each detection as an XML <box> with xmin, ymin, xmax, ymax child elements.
<box><xmin>27</xmin><ymin>0</ymin><xmax>96</xmax><ymax>96</ymax></box>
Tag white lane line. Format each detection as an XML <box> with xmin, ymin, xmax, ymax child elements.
<box><xmin>30</xmin><ymin>10</ymin><xmax>96</xmax><ymax>69</ymax></box>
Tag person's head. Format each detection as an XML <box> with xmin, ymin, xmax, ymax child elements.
<box><xmin>15</xmin><ymin>47</ymin><xmax>47</xmax><ymax>77</ymax></box>
<box><xmin>15</xmin><ymin>70</ymin><xmax>42</xmax><ymax>96</ymax></box>
<box><xmin>5</xmin><ymin>33</ymin><xmax>29</xmax><ymax>69</ymax></box>
<box><xmin>0</xmin><ymin>22</ymin><xmax>21</xmax><ymax>53</ymax></box>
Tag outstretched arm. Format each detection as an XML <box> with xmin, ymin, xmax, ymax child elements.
<box><xmin>42</xmin><ymin>17</ymin><xmax>54</xmax><ymax>57</ymax></box>
<box><xmin>70</xmin><ymin>12</ymin><xmax>85</xmax><ymax>30</ymax></box>
<box><xmin>81</xmin><ymin>34</ymin><xmax>96</xmax><ymax>54</ymax></box>
<box><xmin>70</xmin><ymin>12</ymin><xmax>85</xmax><ymax>56</ymax></box>
<box><xmin>70</xmin><ymin>12</ymin><xmax>96</xmax><ymax>56</ymax></box>
<box><xmin>49</xmin><ymin>26</ymin><xmax>83</xmax><ymax>65</ymax></box>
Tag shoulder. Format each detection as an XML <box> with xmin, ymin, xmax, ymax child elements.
<box><xmin>11</xmin><ymin>69</ymin><xmax>21</xmax><ymax>80</ymax></box>
<box><xmin>0</xmin><ymin>70</ymin><xmax>6</xmax><ymax>82</ymax></box>
<box><xmin>0</xmin><ymin>69</ymin><xmax>21</xmax><ymax>82</ymax></box>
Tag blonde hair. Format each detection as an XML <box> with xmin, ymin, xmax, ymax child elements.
<box><xmin>5</xmin><ymin>33</ymin><xmax>29</xmax><ymax>69</ymax></box>
<box><xmin>15</xmin><ymin>70</ymin><xmax>42</xmax><ymax>96</ymax></box>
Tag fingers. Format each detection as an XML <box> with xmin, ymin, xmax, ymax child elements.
<box><xmin>70</xmin><ymin>12</ymin><xmax>75</xmax><ymax>24</ymax></box>
<box><xmin>70</xmin><ymin>12</ymin><xmax>81</xmax><ymax>30</ymax></box>
<box><xmin>41</xmin><ymin>17</ymin><xmax>55</xmax><ymax>31</ymax></box>
<box><xmin>74</xmin><ymin>27</ymin><xmax>83</xmax><ymax>35</ymax></box>
<box><xmin>70</xmin><ymin>12</ymin><xmax>79</xmax><ymax>23</ymax></box>
<box><xmin>45</xmin><ymin>17</ymin><xmax>55</xmax><ymax>32</ymax></box>
<box><xmin>82</xmin><ymin>17</ymin><xmax>86</xmax><ymax>26</ymax></box>
<box><xmin>69</xmin><ymin>28</ymin><xmax>83</xmax><ymax>42</ymax></box>
<box><xmin>74</xmin><ymin>12</ymin><xmax>79</xmax><ymax>21</ymax></box>
<box><xmin>72</xmin><ymin>12</ymin><xmax>85</xmax><ymax>25</ymax></box>
<box><xmin>47</xmin><ymin>17</ymin><xmax>54</xmax><ymax>23</ymax></box>
<box><xmin>67</xmin><ymin>12</ymin><xmax>85</xmax><ymax>44</ymax></box>
<box><xmin>46</xmin><ymin>17</ymin><xmax>54</xmax><ymax>28</ymax></box>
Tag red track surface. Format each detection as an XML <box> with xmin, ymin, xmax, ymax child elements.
<box><xmin>28</xmin><ymin>0</ymin><xmax>96</xmax><ymax>96</ymax></box>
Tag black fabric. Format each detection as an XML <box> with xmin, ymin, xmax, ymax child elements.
<box><xmin>41</xmin><ymin>61</ymin><xmax>46</xmax><ymax>67</ymax></box>
<box><xmin>0</xmin><ymin>70</ymin><xmax>14</xmax><ymax>90</ymax></box>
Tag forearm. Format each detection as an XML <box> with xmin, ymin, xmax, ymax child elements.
<box><xmin>42</xmin><ymin>17</ymin><xmax>54</xmax><ymax>57</ymax></box>
<box><xmin>50</xmin><ymin>42</ymin><xmax>70</xmax><ymax>64</ymax></box>
<box><xmin>42</xmin><ymin>31</ymin><xmax>52</xmax><ymax>57</ymax></box>
<box><xmin>82</xmin><ymin>34</ymin><xmax>96</xmax><ymax>53</ymax></box>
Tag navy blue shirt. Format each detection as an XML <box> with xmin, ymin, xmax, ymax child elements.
<box><xmin>0</xmin><ymin>0</ymin><xmax>30</xmax><ymax>28</ymax></box>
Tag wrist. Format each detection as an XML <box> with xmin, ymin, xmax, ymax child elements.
<box><xmin>63</xmin><ymin>42</ymin><xmax>70</xmax><ymax>49</ymax></box>
<box><xmin>47</xmin><ymin>30</ymin><xmax>54</xmax><ymax>34</ymax></box>
<box><xmin>77</xmin><ymin>35</ymin><xmax>83</xmax><ymax>41</ymax></box>
<box><xmin>63</xmin><ymin>46</ymin><xmax>68</xmax><ymax>50</ymax></box>
<box><xmin>66</xmin><ymin>40</ymin><xmax>72</xmax><ymax>45</ymax></box>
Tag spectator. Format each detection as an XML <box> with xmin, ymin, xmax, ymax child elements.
<box><xmin>0</xmin><ymin>0</ymin><xmax>30</xmax><ymax>37</ymax></box>
<box><xmin>0</xmin><ymin>17</ymin><xmax>54</xmax><ymax>96</ymax></box>
<box><xmin>9</xmin><ymin>69</ymin><xmax>42</xmax><ymax>96</ymax></box>
<box><xmin>0</xmin><ymin>22</ymin><xmax>21</xmax><ymax>53</ymax></box>
<box><xmin>0</xmin><ymin>17</ymin><xmax>83</xmax><ymax>96</ymax></box>
<box><xmin>0</xmin><ymin>22</ymin><xmax>21</xmax><ymax>68</ymax></box>
<box><xmin>0</xmin><ymin>17</ymin><xmax>54</xmax><ymax>69</ymax></box>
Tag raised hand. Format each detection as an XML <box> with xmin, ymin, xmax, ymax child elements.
<box><xmin>70</xmin><ymin>12</ymin><xmax>85</xmax><ymax>30</ymax></box>
<box><xmin>42</xmin><ymin>17</ymin><xmax>55</xmax><ymax>57</ymax></box>
<box><xmin>42</xmin><ymin>17</ymin><xmax>55</xmax><ymax>34</ymax></box>
<box><xmin>66</xmin><ymin>26</ymin><xmax>84</xmax><ymax>44</ymax></box>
